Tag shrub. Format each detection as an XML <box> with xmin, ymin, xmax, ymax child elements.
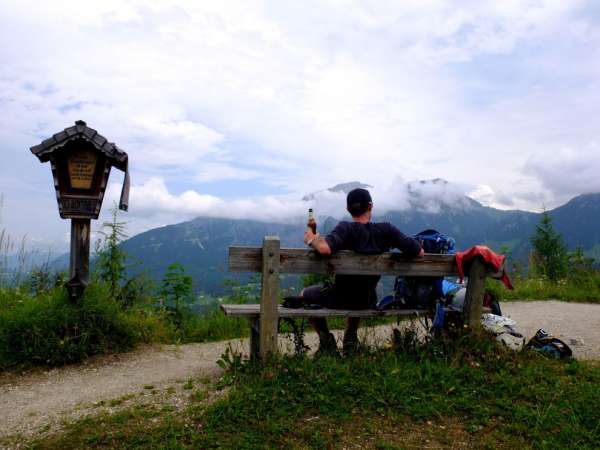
<box><xmin>0</xmin><ymin>284</ymin><xmax>151</xmax><ymax>369</ymax></box>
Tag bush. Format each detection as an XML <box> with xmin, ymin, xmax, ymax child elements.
<box><xmin>0</xmin><ymin>281</ymin><xmax>258</xmax><ymax>370</ymax></box>
<box><xmin>0</xmin><ymin>284</ymin><xmax>155</xmax><ymax>369</ymax></box>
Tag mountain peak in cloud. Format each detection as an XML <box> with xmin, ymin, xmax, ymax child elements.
<box><xmin>415</xmin><ymin>178</ymin><xmax>448</xmax><ymax>186</ymax></box>
<box><xmin>405</xmin><ymin>178</ymin><xmax>481</xmax><ymax>212</ymax></box>
<box><xmin>300</xmin><ymin>178</ymin><xmax>480</xmax><ymax>218</ymax></box>
<box><xmin>328</xmin><ymin>181</ymin><xmax>373</xmax><ymax>193</ymax></box>
<box><xmin>301</xmin><ymin>181</ymin><xmax>372</xmax><ymax>201</ymax></box>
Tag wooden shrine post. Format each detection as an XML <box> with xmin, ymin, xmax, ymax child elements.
<box><xmin>66</xmin><ymin>218</ymin><xmax>92</xmax><ymax>300</ymax></box>
<box><xmin>31</xmin><ymin>120</ymin><xmax>130</xmax><ymax>302</ymax></box>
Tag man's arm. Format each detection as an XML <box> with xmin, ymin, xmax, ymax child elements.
<box><xmin>387</xmin><ymin>223</ymin><xmax>424</xmax><ymax>257</ymax></box>
<box><xmin>304</xmin><ymin>222</ymin><xmax>351</xmax><ymax>256</ymax></box>
<box><xmin>303</xmin><ymin>230</ymin><xmax>332</xmax><ymax>255</ymax></box>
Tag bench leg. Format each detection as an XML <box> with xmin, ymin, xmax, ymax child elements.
<box><xmin>250</xmin><ymin>317</ymin><xmax>260</xmax><ymax>360</ymax></box>
<box><xmin>463</xmin><ymin>256</ymin><xmax>486</xmax><ymax>330</ymax></box>
<box><xmin>259</xmin><ymin>236</ymin><xmax>280</xmax><ymax>359</ymax></box>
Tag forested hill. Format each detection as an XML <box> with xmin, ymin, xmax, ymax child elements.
<box><xmin>117</xmin><ymin>192</ymin><xmax>600</xmax><ymax>294</ymax></box>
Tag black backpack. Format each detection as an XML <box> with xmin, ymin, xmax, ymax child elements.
<box><xmin>377</xmin><ymin>229</ymin><xmax>455</xmax><ymax>310</ymax></box>
<box><xmin>526</xmin><ymin>329</ymin><xmax>572</xmax><ymax>359</ymax></box>
<box><xmin>414</xmin><ymin>229</ymin><xmax>456</xmax><ymax>254</ymax></box>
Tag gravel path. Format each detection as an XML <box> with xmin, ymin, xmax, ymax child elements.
<box><xmin>1</xmin><ymin>300</ymin><xmax>599</xmax><ymax>442</ymax></box>
<box><xmin>0</xmin><ymin>339</ymin><xmax>244</xmax><ymax>442</ymax></box>
<box><xmin>502</xmin><ymin>300</ymin><xmax>600</xmax><ymax>359</ymax></box>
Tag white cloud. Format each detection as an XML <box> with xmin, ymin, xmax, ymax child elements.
<box><xmin>524</xmin><ymin>142</ymin><xmax>600</xmax><ymax>202</ymax></box>
<box><xmin>102</xmin><ymin>176</ymin><xmax>478</xmax><ymax>240</ymax></box>
<box><xmin>468</xmin><ymin>184</ymin><xmax>515</xmax><ymax>209</ymax></box>
<box><xmin>1</xmin><ymin>0</ymin><xmax>600</xmax><ymax>246</ymax></box>
<box><xmin>105</xmin><ymin>177</ymin><xmax>306</xmax><ymax>232</ymax></box>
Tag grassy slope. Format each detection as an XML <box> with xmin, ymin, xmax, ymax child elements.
<box><xmin>0</xmin><ymin>284</ymin><xmax>249</xmax><ymax>370</ymax></box>
<box><xmin>31</xmin><ymin>335</ymin><xmax>600</xmax><ymax>450</ymax></box>
<box><xmin>487</xmin><ymin>271</ymin><xmax>600</xmax><ymax>304</ymax></box>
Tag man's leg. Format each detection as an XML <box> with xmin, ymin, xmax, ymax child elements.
<box><xmin>301</xmin><ymin>287</ymin><xmax>337</xmax><ymax>354</ymax></box>
<box><xmin>308</xmin><ymin>317</ymin><xmax>330</xmax><ymax>335</ymax></box>
<box><xmin>310</xmin><ymin>318</ymin><xmax>337</xmax><ymax>354</ymax></box>
<box><xmin>343</xmin><ymin>317</ymin><xmax>361</xmax><ymax>355</ymax></box>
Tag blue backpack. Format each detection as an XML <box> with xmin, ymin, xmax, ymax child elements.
<box><xmin>377</xmin><ymin>229</ymin><xmax>455</xmax><ymax>311</ymax></box>
<box><xmin>414</xmin><ymin>229</ymin><xmax>455</xmax><ymax>255</ymax></box>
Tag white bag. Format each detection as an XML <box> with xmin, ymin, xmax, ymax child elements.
<box><xmin>481</xmin><ymin>313</ymin><xmax>524</xmax><ymax>351</ymax></box>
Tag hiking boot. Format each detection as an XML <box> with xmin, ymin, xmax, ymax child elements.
<box><xmin>315</xmin><ymin>332</ymin><xmax>339</xmax><ymax>357</ymax></box>
<box><xmin>342</xmin><ymin>329</ymin><xmax>360</xmax><ymax>356</ymax></box>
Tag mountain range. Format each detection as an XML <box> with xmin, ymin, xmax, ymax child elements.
<box><xmin>113</xmin><ymin>182</ymin><xmax>600</xmax><ymax>294</ymax></box>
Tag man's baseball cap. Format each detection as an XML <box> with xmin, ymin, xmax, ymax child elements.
<box><xmin>347</xmin><ymin>188</ymin><xmax>372</xmax><ymax>212</ymax></box>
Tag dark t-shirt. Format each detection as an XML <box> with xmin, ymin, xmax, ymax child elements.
<box><xmin>324</xmin><ymin>221</ymin><xmax>422</xmax><ymax>306</ymax></box>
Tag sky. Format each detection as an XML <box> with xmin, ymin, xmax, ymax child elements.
<box><xmin>1</xmin><ymin>0</ymin><xmax>600</xmax><ymax>253</ymax></box>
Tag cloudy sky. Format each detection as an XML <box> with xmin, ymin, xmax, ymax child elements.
<box><xmin>1</xmin><ymin>0</ymin><xmax>600</xmax><ymax>252</ymax></box>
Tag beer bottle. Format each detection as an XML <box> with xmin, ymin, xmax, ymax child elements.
<box><xmin>307</xmin><ymin>208</ymin><xmax>317</xmax><ymax>234</ymax></box>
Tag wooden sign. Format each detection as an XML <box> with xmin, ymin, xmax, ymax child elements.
<box><xmin>67</xmin><ymin>148</ymin><xmax>98</xmax><ymax>190</ymax></box>
<box><xmin>31</xmin><ymin>120</ymin><xmax>130</xmax><ymax>301</ymax></box>
<box><xmin>31</xmin><ymin>121</ymin><xmax>129</xmax><ymax>220</ymax></box>
<box><xmin>49</xmin><ymin>140</ymin><xmax>111</xmax><ymax>220</ymax></box>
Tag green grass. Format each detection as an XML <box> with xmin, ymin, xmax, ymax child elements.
<box><xmin>0</xmin><ymin>276</ymin><xmax>383</xmax><ymax>371</ymax></box>
<box><xmin>488</xmin><ymin>269</ymin><xmax>600</xmax><ymax>303</ymax></box>
<box><xmin>29</xmin><ymin>334</ymin><xmax>600</xmax><ymax>449</ymax></box>
<box><xmin>0</xmin><ymin>284</ymin><xmax>157</xmax><ymax>369</ymax></box>
<box><xmin>174</xmin><ymin>306</ymin><xmax>248</xmax><ymax>344</ymax></box>
<box><xmin>2</xmin><ymin>265</ymin><xmax>599</xmax><ymax>372</ymax></box>
<box><xmin>0</xmin><ymin>283</ymin><xmax>248</xmax><ymax>370</ymax></box>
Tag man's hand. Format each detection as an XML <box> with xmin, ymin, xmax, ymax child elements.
<box><xmin>304</xmin><ymin>229</ymin><xmax>332</xmax><ymax>255</ymax></box>
<box><xmin>418</xmin><ymin>248</ymin><xmax>425</xmax><ymax>257</ymax></box>
<box><xmin>304</xmin><ymin>229</ymin><xmax>317</xmax><ymax>246</ymax></box>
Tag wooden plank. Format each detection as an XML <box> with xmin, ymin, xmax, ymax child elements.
<box><xmin>221</xmin><ymin>304</ymin><xmax>428</xmax><ymax>318</ymax></box>
<box><xmin>463</xmin><ymin>256</ymin><xmax>486</xmax><ymax>329</ymax></box>
<box><xmin>221</xmin><ymin>304</ymin><xmax>490</xmax><ymax>318</ymax></box>
<box><xmin>259</xmin><ymin>236</ymin><xmax>280</xmax><ymax>359</ymax></box>
<box><xmin>229</xmin><ymin>247</ymin><xmax>459</xmax><ymax>276</ymax></box>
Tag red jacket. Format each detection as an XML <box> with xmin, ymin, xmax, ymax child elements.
<box><xmin>455</xmin><ymin>245</ymin><xmax>514</xmax><ymax>290</ymax></box>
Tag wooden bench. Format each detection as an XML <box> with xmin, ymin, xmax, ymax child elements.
<box><xmin>222</xmin><ymin>236</ymin><xmax>489</xmax><ymax>359</ymax></box>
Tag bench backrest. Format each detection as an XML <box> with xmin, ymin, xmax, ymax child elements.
<box><xmin>229</xmin><ymin>247</ymin><xmax>459</xmax><ymax>277</ymax></box>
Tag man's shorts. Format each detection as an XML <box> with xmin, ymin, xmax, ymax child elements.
<box><xmin>301</xmin><ymin>284</ymin><xmax>374</xmax><ymax>310</ymax></box>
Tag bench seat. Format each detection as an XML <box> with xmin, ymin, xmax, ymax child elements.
<box><xmin>221</xmin><ymin>304</ymin><xmax>428</xmax><ymax>318</ymax></box>
<box><xmin>220</xmin><ymin>304</ymin><xmax>492</xmax><ymax>318</ymax></box>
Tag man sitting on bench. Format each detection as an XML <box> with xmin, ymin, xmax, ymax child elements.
<box><xmin>302</xmin><ymin>188</ymin><xmax>424</xmax><ymax>355</ymax></box>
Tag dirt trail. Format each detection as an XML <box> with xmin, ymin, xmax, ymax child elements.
<box><xmin>1</xmin><ymin>301</ymin><xmax>599</xmax><ymax>442</ymax></box>
<box><xmin>0</xmin><ymin>339</ymin><xmax>243</xmax><ymax>441</ymax></box>
<box><xmin>502</xmin><ymin>301</ymin><xmax>599</xmax><ymax>359</ymax></box>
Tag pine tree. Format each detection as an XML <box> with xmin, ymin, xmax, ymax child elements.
<box><xmin>160</xmin><ymin>263</ymin><xmax>193</xmax><ymax>311</ymax></box>
<box><xmin>530</xmin><ymin>211</ymin><xmax>568</xmax><ymax>281</ymax></box>
<box><xmin>95</xmin><ymin>206</ymin><xmax>128</xmax><ymax>299</ymax></box>
<box><xmin>568</xmin><ymin>246</ymin><xmax>595</xmax><ymax>272</ymax></box>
